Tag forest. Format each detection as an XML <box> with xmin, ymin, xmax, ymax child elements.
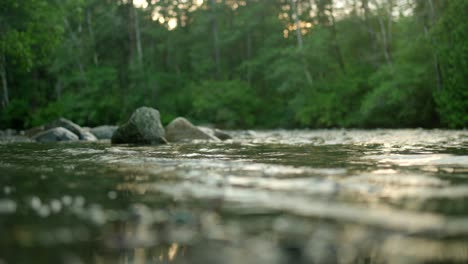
<box><xmin>0</xmin><ymin>0</ymin><xmax>466</xmax><ymax>129</ymax></box>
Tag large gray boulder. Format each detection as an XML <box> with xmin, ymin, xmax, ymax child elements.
<box><xmin>46</xmin><ymin>118</ymin><xmax>97</xmax><ymax>141</ymax></box>
<box><xmin>165</xmin><ymin>117</ymin><xmax>219</xmax><ymax>142</ymax></box>
<box><xmin>111</xmin><ymin>107</ymin><xmax>167</xmax><ymax>145</ymax></box>
<box><xmin>90</xmin><ymin>125</ymin><xmax>118</xmax><ymax>139</ymax></box>
<box><xmin>33</xmin><ymin>127</ymin><xmax>79</xmax><ymax>142</ymax></box>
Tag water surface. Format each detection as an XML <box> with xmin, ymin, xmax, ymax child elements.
<box><xmin>1</xmin><ymin>129</ymin><xmax>468</xmax><ymax>264</ymax></box>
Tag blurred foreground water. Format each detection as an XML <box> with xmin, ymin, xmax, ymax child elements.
<box><xmin>1</xmin><ymin>129</ymin><xmax>468</xmax><ymax>264</ymax></box>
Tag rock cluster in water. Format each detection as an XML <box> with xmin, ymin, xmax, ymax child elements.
<box><xmin>111</xmin><ymin>107</ymin><xmax>231</xmax><ymax>145</ymax></box>
<box><xmin>45</xmin><ymin>118</ymin><xmax>97</xmax><ymax>141</ymax></box>
<box><xmin>33</xmin><ymin>127</ymin><xmax>80</xmax><ymax>142</ymax></box>
<box><xmin>1</xmin><ymin>118</ymin><xmax>115</xmax><ymax>143</ymax></box>
<box><xmin>22</xmin><ymin>118</ymin><xmax>101</xmax><ymax>143</ymax></box>
<box><xmin>1</xmin><ymin>107</ymin><xmax>231</xmax><ymax>144</ymax></box>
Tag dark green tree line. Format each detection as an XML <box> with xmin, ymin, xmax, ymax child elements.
<box><xmin>0</xmin><ymin>0</ymin><xmax>466</xmax><ymax>129</ymax></box>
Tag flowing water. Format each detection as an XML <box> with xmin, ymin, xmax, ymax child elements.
<box><xmin>1</xmin><ymin>129</ymin><xmax>468</xmax><ymax>264</ymax></box>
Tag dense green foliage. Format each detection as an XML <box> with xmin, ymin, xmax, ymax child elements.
<box><xmin>432</xmin><ymin>0</ymin><xmax>468</xmax><ymax>128</ymax></box>
<box><xmin>0</xmin><ymin>0</ymin><xmax>466</xmax><ymax>129</ymax></box>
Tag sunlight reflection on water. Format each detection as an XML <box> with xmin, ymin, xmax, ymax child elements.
<box><xmin>0</xmin><ymin>129</ymin><xmax>467</xmax><ymax>263</ymax></box>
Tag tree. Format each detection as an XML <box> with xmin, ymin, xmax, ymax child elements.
<box><xmin>433</xmin><ymin>0</ymin><xmax>468</xmax><ymax>128</ymax></box>
<box><xmin>0</xmin><ymin>0</ymin><xmax>63</xmax><ymax>127</ymax></box>
<box><xmin>0</xmin><ymin>0</ymin><xmax>467</xmax><ymax>129</ymax></box>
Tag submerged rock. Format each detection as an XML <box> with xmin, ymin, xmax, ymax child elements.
<box><xmin>111</xmin><ymin>107</ymin><xmax>167</xmax><ymax>145</ymax></box>
<box><xmin>46</xmin><ymin>118</ymin><xmax>96</xmax><ymax>141</ymax></box>
<box><xmin>0</xmin><ymin>135</ymin><xmax>32</xmax><ymax>143</ymax></box>
<box><xmin>214</xmin><ymin>129</ymin><xmax>232</xmax><ymax>140</ymax></box>
<box><xmin>198</xmin><ymin>126</ymin><xmax>232</xmax><ymax>141</ymax></box>
<box><xmin>33</xmin><ymin>127</ymin><xmax>79</xmax><ymax>142</ymax></box>
<box><xmin>24</xmin><ymin>126</ymin><xmax>45</xmax><ymax>138</ymax></box>
<box><xmin>166</xmin><ymin>117</ymin><xmax>219</xmax><ymax>142</ymax></box>
<box><xmin>0</xmin><ymin>129</ymin><xmax>18</xmax><ymax>136</ymax></box>
<box><xmin>90</xmin><ymin>125</ymin><xmax>118</xmax><ymax>139</ymax></box>
<box><xmin>81</xmin><ymin>131</ymin><xmax>98</xmax><ymax>141</ymax></box>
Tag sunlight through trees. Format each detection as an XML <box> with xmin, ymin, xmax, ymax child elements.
<box><xmin>0</xmin><ymin>0</ymin><xmax>466</xmax><ymax>129</ymax></box>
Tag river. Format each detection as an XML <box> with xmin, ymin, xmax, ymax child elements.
<box><xmin>1</xmin><ymin>129</ymin><xmax>467</xmax><ymax>264</ymax></box>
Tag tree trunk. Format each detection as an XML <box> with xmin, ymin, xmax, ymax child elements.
<box><xmin>378</xmin><ymin>15</ymin><xmax>392</xmax><ymax>67</ymax></box>
<box><xmin>329</xmin><ymin>4</ymin><xmax>346</xmax><ymax>72</ymax></box>
<box><xmin>361</xmin><ymin>0</ymin><xmax>378</xmax><ymax>55</ymax></box>
<box><xmin>150</xmin><ymin>40</ymin><xmax>159</xmax><ymax>104</ymax></box>
<box><xmin>134</xmin><ymin>7</ymin><xmax>143</xmax><ymax>66</ymax></box>
<box><xmin>386</xmin><ymin>0</ymin><xmax>393</xmax><ymax>46</ymax></box>
<box><xmin>86</xmin><ymin>8</ymin><xmax>99</xmax><ymax>66</ymax></box>
<box><xmin>308</xmin><ymin>0</ymin><xmax>315</xmax><ymax>15</ymax></box>
<box><xmin>127</xmin><ymin>1</ymin><xmax>135</xmax><ymax>66</ymax></box>
<box><xmin>1</xmin><ymin>53</ymin><xmax>9</xmax><ymax>108</ymax></box>
<box><xmin>55</xmin><ymin>79</ymin><xmax>62</xmax><ymax>100</ymax></box>
<box><xmin>374</xmin><ymin>0</ymin><xmax>392</xmax><ymax>67</ymax></box>
<box><xmin>424</xmin><ymin>25</ymin><xmax>443</xmax><ymax>92</ymax></box>
<box><xmin>63</xmin><ymin>17</ymin><xmax>88</xmax><ymax>87</ymax></box>
<box><xmin>292</xmin><ymin>0</ymin><xmax>304</xmax><ymax>49</ymax></box>
<box><xmin>290</xmin><ymin>0</ymin><xmax>313</xmax><ymax>85</ymax></box>
<box><xmin>246</xmin><ymin>32</ymin><xmax>253</xmax><ymax>85</ymax></box>
<box><xmin>210</xmin><ymin>0</ymin><xmax>222</xmax><ymax>78</ymax></box>
<box><xmin>426</xmin><ymin>0</ymin><xmax>443</xmax><ymax>91</ymax></box>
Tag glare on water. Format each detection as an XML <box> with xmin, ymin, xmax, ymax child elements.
<box><xmin>0</xmin><ymin>129</ymin><xmax>467</xmax><ymax>264</ymax></box>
